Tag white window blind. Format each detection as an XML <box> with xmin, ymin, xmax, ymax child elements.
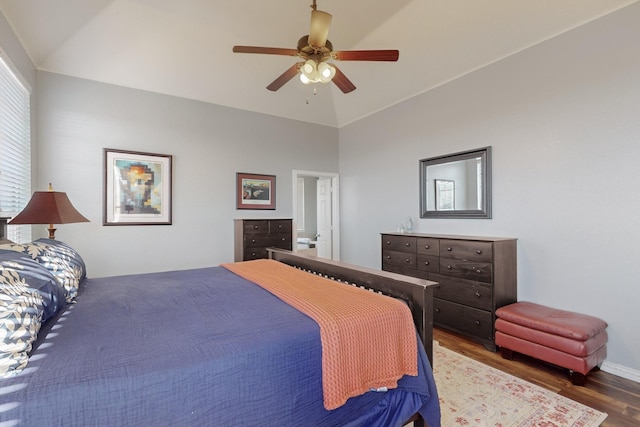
<box><xmin>0</xmin><ymin>51</ymin><xmax>31</xmax><ymax>243</ymax></box>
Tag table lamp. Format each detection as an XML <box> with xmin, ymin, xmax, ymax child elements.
<box><xmin>8</xmin><ymin>183</ymin><xmax>89</xmax><ymax>239</ymax></box>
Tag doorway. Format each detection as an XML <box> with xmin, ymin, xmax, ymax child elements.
<box><xmin>292</xmin><ymin>170</ymin><xmax>340</xmax><ymax>260</ymax></box>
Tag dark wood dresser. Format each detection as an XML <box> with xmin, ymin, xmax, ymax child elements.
<box><xmin>234</xmin><ymin>219</ymin><xmax>293</xmax><ymax>261</ymax></box>
<box><xmin>381</xmin><ymin>233</ymin><xmax>517</xmax><ymax>351</ymax></box>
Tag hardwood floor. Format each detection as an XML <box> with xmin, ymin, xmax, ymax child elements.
<box><xmin>434</xmin><ymin>328</ymin><xmax>640</xmax><ymax>426</ymax></box>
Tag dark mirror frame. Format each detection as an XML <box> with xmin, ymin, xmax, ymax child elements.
<box><xmin>419</xmin><ymin>146</ymin><xmax>492</xmax><ymax>219</ymax></box>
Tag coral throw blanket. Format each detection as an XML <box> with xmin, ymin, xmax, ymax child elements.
<box><xmin>222</xmin><ymin>259</ymin><xmax>418</xmax><ymax>410</ymax></box>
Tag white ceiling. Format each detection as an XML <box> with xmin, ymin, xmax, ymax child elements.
<box><xmin>1</xmin><ymin>0</ymin><xmax>636</xmax><ymax>128</ymax></box>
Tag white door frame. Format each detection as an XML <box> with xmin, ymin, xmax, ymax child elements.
<box><xmin>292</xmin><ymin>170</ymin><xmax>340</xmax><ymax>261</ymax></box>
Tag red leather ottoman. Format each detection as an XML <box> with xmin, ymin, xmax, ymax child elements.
<box><xmin>495</xmin><ymin>301</ymin><xmax>607</xmax><ymax>385</ymax></box>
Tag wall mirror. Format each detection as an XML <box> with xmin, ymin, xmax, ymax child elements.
<box><xmin>419</xmin><ymin>146</ymin><xmax>492</xmax><ymax>219</ymax></box>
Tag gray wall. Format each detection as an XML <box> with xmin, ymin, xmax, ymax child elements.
<box><xmin>36</xmin><ymin>72</ymin><xmax>338</xmax><ymax>277</ymax></box>
<box><xmin>338</xmin><ymin>4</ymin><xmax>640</xmax><ymax>376</ymax></box>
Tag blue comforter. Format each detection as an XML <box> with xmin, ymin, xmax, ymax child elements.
<box><xmin>0</xmin><ymin>266</ymin><xmax>440</xmax><ymax>426</ymax></box>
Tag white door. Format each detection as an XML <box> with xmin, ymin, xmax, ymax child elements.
<box><xmin>316</xmin><ymin>177</ymin><xmax>332</xmax><ymax>259</ymax></box>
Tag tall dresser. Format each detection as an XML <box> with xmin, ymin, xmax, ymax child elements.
<box><xmin>381</xmin><ymin>233</ymin><xmax>517</xmax><ymax>351</ymax></box>
<box><xmin>234</xmin><ymin>219</ymin><xmax>293</xmax><ymax>261</ymax></box>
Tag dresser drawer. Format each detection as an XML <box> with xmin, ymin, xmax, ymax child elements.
<box><xmin>382</xmin><ymin>249</ymin><xmax>417</xmax><ymax>269</ymax></box>
<box><xmin>416</xmin><ymin>254</ymin><xmax>439</xmax><ymax>273</ymax></box>
<box><xmin>246</xmin><ymin>233</ymin><xmax>291</xmax><ymax>248</ymax></box>
<box><xmin>440</xmin><ymin>240</ymin><xmax>493</xmax><ymax>262</ymax></box>
<box><xmin>269</xmin><ymin>232</ymin><xmax>292</xmax><ymax>250</ymax></box>
<box><xmin>430</xmin><ymin>273</ymin><xmax>492</xmax><ymax>311</ymax></box>
<box><xmin>243</xmin><ymin>247</ymin><xmax>269</xmax><ymax>260</ymax></box>
<box><xmin>243</xmin><ymin>220</ymin><xmax>269</xmax><ymax>235</ymax></box>
<box><xmin>269</xmin><ymin>220</ymin><xmax>291</xmax><ymax>234</ymax></box>
<box><xmin>244</xmin><ymin>235</ymin><xmax>273</xmax><ymax>248</ymax></box>
<box><xmin>381</xmin><ymin>235</ymin><xmax>416</xmax><ymax>253</ymax></box>
<box><xmin>433</xmin><ymin>298</ymin><xmax>493</xmax><ymax>340</ymax></box>
<box><xmin>416</xmin><ymin>238</ymin><xmax>439</xmax><ymax>255</ymax></box>
<box><xmin>438</xmin><ymin>259</ymin><xmax>492</xmax><ymax>282</ymax></box>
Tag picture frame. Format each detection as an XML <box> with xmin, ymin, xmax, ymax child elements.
<box><xmin>103</xmin><ymin>148</ymin><xmax>172</xmax><ymax>225</ymax></box>
<box><xmin>236</xmin><ymin>172</ymin><xmax>276</xmax><ymax>210</ymax></box>
<box><xmin>419</xmin><ymin>146</ymin><xmax>492</xmax><ymax>219</ymax></box>
<box><xmin>435</xmin><ymin>179</ymin><xmax>455</xmax><ymax>211</ymax></box>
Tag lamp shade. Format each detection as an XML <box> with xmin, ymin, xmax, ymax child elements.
<box><xmin>8</xmin><ymin>185</ymin><xmax>88</xmax><ymax>239</ymax></box>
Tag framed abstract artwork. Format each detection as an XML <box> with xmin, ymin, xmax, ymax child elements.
<box><xmin>236</xmin><ymin>172</ymin><xmax>276</xmax><ymax>210</ymax></box>
<box><xmin>103</xmin><ymin>148</ymin><xmax>173</xmax><ymax>225</ymax></box>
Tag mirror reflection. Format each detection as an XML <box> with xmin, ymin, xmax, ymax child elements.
<box><xmin>420</xmin><ymin>147</ymin><xmax>492</xmax><ymax>219</ymax></box>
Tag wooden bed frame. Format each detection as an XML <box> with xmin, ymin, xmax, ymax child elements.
<box><xmin>268</xmin><ymin>248</ymin><xmax>438</xmax><ymax>365</ymax></box>
<box><xmin>269</xmin><ymin>249</ymin><xmax>438</xmax><ymax>427</ymax></box>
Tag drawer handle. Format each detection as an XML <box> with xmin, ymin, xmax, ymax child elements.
<box><xmin>251</xmin><ymin>239</ymin><xmax>256</xmax><ymax>243</ymax></box>
<box><xmin>253</xmin><ymin>225</ymin><xmax>259</xmax><ymax>230</ymax></box>
<box><xmin>475</xmin><ymin>320</ymin><xmax>480</xmax><ymax>326</ymax></box>
<box><xmin>386</xmin><ymin>256</ymin><xmax>391</xmax><ymax>260</ymax></box>
<box><xmin>424</xmin><ymin>245</ymin><xmax>430</xmax><ymax>249</ymax></box>
<box><xmin>447</xmin><ymin>265</ymin><xmax>453</xmax><ymax>270</ymax></box>
<box><xmin>385</xmin><ymin>241</ymin><xmax>391</xmax><ymax>245</ymax></box>
<box><xmin>404</xmin><ymin>259</ymin><xmax>411</xmax><ymax>264</ymax></box>
<box><xmin>281</xmin><ymin>238</ymin><xmax>286</xmax><ymax>241</ymax></box>
<box><xmin>476</xmin><ymin>269</ymin><xmax>482</xmax><ymax>274</ymax></box>
<box><xmin>475</xmin><ymin>291</ymin><xmax>481</xmax><ymax>297</ymax></box>
<box><xmin>405</xmin><ymin>243</ymin><xmax>411</xmax><ymax>247</ymax></box>
<box><xmin>435</xmin><ymin>308</ymin><xmax>440</xmax><ymax>313</ymax></box>
<box><xmin>277</xmin><ymin>225</ymin><xmax>282</xmax><ymax>229</ymax></box>
<box><xmin>424</xmin><ymin>261</ymin><xmax>430</xmax><ymax>266</ymax></box>
<box><xmin>447</xmin><ymin>247</ymin><xmax>453</xmax><ymax>252</ymax></box>
<box><xmin>476</xmin><ymin>249</ymin><xmax>482</xmax><ymax>255</ymax></box>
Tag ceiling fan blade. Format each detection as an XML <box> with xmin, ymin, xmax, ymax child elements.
<box><xmin>332</xmin><ymin>65</ymin><xmax>356</xmax><ymax>94</ymax></box>
<box><xmin>332</xmin><ymin>50</ymin><xmax>399</xmax><ymax>62</ymax></box>
<box><xmin>309</xmin><ymin>10</ymin><xmax>332</xmax><ymax>47</ymax></box>
<box><xmin>266</xmin><ymin>63</ymin><xmax>302</xmax><ymax>91</ymax></box>
<box><xmin>233</xmin><ymin>46</ymin><xmax>299</xmax><ymax>56</ymax></box>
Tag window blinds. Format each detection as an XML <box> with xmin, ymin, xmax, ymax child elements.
<box><xmin>0</xmin><ymin>52</ymin><xmax>31</xmax><ymax>243</ymax></box>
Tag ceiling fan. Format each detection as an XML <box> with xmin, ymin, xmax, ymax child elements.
<box><xmin>232</xmin><ymin>1</ymin><xmax>399</xmax><ymax>94</ymax></box>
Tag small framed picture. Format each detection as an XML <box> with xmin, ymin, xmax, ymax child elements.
<box><xmin>236</xmin><ymin>173</ymin><xmax>276</xmax><ymax>210</ymax></box>
<box><xmin>104</xmin><ymin>148</ymin><xmax>172</xmax><ymax>225</ymax></box>
<box><xmin>435</xmin><ymin>179</ymin><xmax>455</xmax><ymax>211</ymax></box>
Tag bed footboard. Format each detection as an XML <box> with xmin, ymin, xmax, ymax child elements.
<box><xmin>268</xmin><ymin>248</ymin><xmax>438</xmax><ymax>365</ymax></box>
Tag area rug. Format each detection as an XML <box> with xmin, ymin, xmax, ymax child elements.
<box><xmin>433</xmin><ymin>342</ymin><xmax>607</xmax><ymax>426</ymax></box>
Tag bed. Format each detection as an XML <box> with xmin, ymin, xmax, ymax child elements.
<box><xmin>0</xmin><ymin>240</ymin><xmax>440</xmax><ymax>427</ymax></box>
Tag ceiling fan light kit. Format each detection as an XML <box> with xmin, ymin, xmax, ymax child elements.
<box><xmin>232</xmin><ymin>1</ymin><xmax>399</xmax><ymax>93</ymax></box>
<box><xmin>300</xmin><ymin>59</ymin><xmax>335</xmax><ymax>84</ymax></box>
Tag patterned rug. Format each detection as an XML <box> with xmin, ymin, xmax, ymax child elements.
<box><xmin>433</xmin><ymin>342</ymin><xmax>607</xmax><ymax>426</ymax></box>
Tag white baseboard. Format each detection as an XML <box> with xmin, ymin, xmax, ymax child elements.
<box><xmin>601</xmin><ymin>360</ymin><xmax>640</xmax><ymax>383</ymax></box>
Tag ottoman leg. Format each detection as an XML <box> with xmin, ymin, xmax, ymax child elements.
<box><xmin>569</xmin><ymin>370</ymin><xmax>586</xmax><ymax>386</ymax></box>
<box><xmin>500</xmin><ymin>347</ymin><xmax>514</xmax><ymax>360</ymax></box>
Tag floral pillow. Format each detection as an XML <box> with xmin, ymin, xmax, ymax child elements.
<box><xmin>0</xmin><ymin>239</ymin><xmax>86</xmax><ymax>303</ymax></box>
<box><xmin>0</xmin><ymin>251</ymin><xmax>65</xmax><ymax>377</ymax></box>
<box><xmin>34</xmin><ymin>238</ymin><xmax>87</xmax><ymax>282</ymax></box>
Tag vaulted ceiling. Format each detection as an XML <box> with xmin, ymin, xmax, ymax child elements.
<box><xmin>1</xmin><ymin>0</ymin><xmax>636</xmax><ymax>127</ymax></box>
